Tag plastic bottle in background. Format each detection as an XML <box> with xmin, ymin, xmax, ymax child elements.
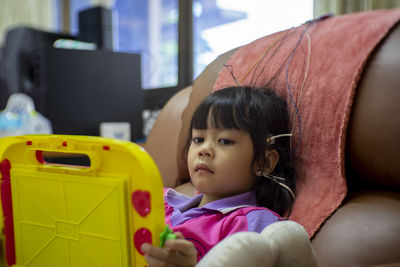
<box><xmin>0</xmin><ymin>93</ymin><xmax>52</xmax><ymax>137</ymax></box>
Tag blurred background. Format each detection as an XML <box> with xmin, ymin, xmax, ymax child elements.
<box><xmin>1</xmin><ymin>0</ymin><xmax>399</xmax><ymax>140</ymax></box>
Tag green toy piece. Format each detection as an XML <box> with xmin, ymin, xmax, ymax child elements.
<box><xmin>159</xmin><ymin>225</ymin><xmax>176</xmax><ymax>247</ymax></box>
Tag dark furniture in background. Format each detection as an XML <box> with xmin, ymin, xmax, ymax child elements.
<box><xmin>21</xmin><ymin>47</ymin><xmax>143</xmax><ymax>140</ymax></box>
<box><xmin>0</xmin><ymin>25</ymin><xmax>144</xmax><ymax>141</ymax></box>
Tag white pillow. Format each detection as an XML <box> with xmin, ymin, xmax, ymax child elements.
<box><xmin>197</xmin><ymin>221</ymin><xmax>318</xmax><ymax>267</ymax></box>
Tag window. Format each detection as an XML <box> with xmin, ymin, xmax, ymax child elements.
<box><xmin>193</xmin><ymin>0</ymin><xmax>314</xmax><ymax>78</ymax></box>
<box><xmin>64</xmin><ymin>0</ymin><xmax>313</xmax><ymax>109</ymax></box>
<box><xmin>69</xmin><ymin>0</ymin><xmax>179</xmax><ymax>90</ymax></box>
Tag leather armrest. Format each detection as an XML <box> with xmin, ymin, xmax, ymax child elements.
<box><xmin>312</xmin><ymin>190</ymin><xmax>400</xmax><ymax>267</ymax></box>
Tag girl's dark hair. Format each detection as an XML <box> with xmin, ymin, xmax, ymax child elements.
<box><xmin>183</xmin><ymin>86</ymin><xmax>296</xmax><ymax>216</ymax></box>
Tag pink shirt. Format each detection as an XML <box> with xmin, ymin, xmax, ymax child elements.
<box><xmin>164</xmin><ymin>188</ymin><xmax>280</xmax><ymax>261</ymax></box>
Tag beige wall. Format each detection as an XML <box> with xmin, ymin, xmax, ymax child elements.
<box><xmin>314</xmin><ymin>0</ymin><xmax>400</xmax><ymax>18</ymax></box>
<box><xmin>0</xmin><ymin>0</ymin><xmax>55</xmax><ymax>46</ymax></box>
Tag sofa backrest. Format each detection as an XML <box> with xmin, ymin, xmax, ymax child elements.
<box><xmin>346</xmin><ymin>23</ymin><xmax>400</xmax><ymax>191</ymax></box>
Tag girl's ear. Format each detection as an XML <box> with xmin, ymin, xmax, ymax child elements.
<box><xmin>254</xmin><ymin>149</ymin><xmax>280</xmax><ymax>173</ymax></box>
<box><xmin>264</xmin><ymin>149</ymin><xmax>279</xmax><ymax>172</ymax></box>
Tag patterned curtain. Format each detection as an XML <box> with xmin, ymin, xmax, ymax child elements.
<box><xmin>0</xmin><ymin>0</ymin><xmax>55</xmax><ymax>45</ymax></box>
<box><xmin>314</xmin><ymin>0</ymin><xmax>400</xmax><ymax>17</ymax></box>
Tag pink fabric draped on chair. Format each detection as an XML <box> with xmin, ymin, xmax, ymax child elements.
<box><xmin>213</xmin><ymin>8</ymin><xmax>400</xmax><ymax>237</ymax></box>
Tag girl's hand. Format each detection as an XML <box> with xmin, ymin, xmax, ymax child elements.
<box><xmin>141</xmin><ymin>232</ymin><xmax>197</xmax><ymax>267</ymax></box>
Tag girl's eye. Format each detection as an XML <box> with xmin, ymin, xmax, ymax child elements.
<box><xmin>219</xmin><ymin>139</ymin><xmax>234</xmax><ymax>145</ymax></box>
<box><xmin>192</xmin><ymin>137</ymin><xmax>204</xmax><ymax>144</ymax></box>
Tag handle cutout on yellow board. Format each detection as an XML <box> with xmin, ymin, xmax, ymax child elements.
<box><xmin>36</xmin><ymin>150</ymin><xmax>91</xmax><ymax>168</ymax></box>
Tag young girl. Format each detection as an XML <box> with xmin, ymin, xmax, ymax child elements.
<box><xmin>141</xmin><ymin>86</ymin><xmax>296</xmax><ymax>266</ymax></box>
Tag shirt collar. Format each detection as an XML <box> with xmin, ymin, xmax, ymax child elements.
<box><xmin>166</xmin><ymin>189</ymin><xmax>258</xmax><ymax>214</ymax></box>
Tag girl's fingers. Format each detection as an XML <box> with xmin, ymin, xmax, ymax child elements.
<box><xmin>165</xmin><ymin>239</ymin><xmax>196</xmax><ymax>257</ymax></box>
<box><xmin>141</xmin><ymin>243</ymin><xmax>168</xmax><ymax>259</ymax></box>
<box><xmin>142</xmin><ymin>242</ymin><xmax>194</xmax><ymax>266</ymax></box>
<box><xmin>165</xmin><ymin>231</ymin><xmax>195</xmax><ymax>255</ymax></box>
<box><xmin>173</xmin><ymin>231</ymin><xmax>184</xmax><ymax>239</ymax></box>
<box><xmin>141</xmin><ymin>231</ymin><xmax>197</xmax><ymax>267</ymax></box>
<box><xmin>144</xmin><ymin>254</ymin><xmax>175</xmax><ymax>267</ymax></box>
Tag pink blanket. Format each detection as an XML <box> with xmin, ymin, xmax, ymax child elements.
<box><xmin>214</xmin><ymin>8</ymin><xmax>400</xmax><ymax>237</ymax></box>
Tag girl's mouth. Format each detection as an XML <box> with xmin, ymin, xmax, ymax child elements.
<box><xmin>195</xmin><ymin>163</ymin><xmax>214</xmax><ymax>174</ymax></box>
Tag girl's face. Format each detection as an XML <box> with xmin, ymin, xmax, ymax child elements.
<box><xmin>187</xmin><ymin>122</ymin><xmax>255</xmax><ymax>200</ymax></box>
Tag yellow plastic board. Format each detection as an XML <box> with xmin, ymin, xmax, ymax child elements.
<box><xmin>0</xmin><ymin>135</ymin><xmax>165</xmax><ymax>267</ymax></box>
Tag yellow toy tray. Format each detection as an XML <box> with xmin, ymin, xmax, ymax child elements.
<box><xmin>0</xmin><ymin>135</ymin><xmax>165</xmax><ymax>267</ymax></box>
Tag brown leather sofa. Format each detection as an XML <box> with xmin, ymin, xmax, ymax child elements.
<box><xmin>143</xmin><ymin>17</ymin><xmax>400</xmax><ymax>267</ymax></box>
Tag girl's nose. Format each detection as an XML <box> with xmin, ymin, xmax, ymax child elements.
<box><xmin>198</xmin><ymin>144</ymin><xmax>214</xmax><ymax>158</ymax></box>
